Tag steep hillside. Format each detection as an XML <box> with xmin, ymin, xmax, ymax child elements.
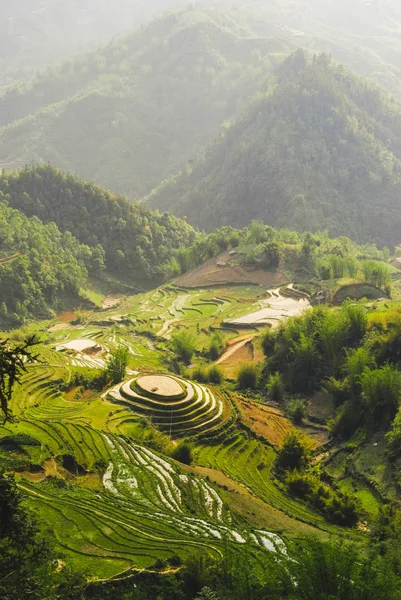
<box><xmin>148</xmin><ymin>52</ymin><xmax>401</xmax><ymax>246</ymax></box>
<box><xmin>0</xmin><ymin>165</ymin><xmax>196</xmax><ymax>284</ymax></box>
<box><xmin>0</xmin><ymin>8</ymin><xmax>291</xmax><ymax>196</ymax></box>
<box><xmin>0</xmin><ymin>202</ymin><xmax>91</xmax><ymax>323</ymax></box>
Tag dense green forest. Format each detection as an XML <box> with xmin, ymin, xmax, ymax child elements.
<box><xmin>0</xmin><ymin>165</ymin><xmax>196</xmax><ymax>287</ymax></box>
<box><xmin>0</xmin><ymin>201</ymin><xmax>93</xmax><ymax>324</ymax></box>
<box><xmin>0</xmin><ymin>164</ymin><xmax>392</xmax><ymax>323</ymax></box>
<box><xmin>0</xmin><ymin>8</ymin><xmax>289</xmax><ymax>197</ymax></box>
<box><xmin>149</xmin><ymin>51</ymin><xmax>401</xmax><ymax>246</ymax></box>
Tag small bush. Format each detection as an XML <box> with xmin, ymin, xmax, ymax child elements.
<box><xmin>171</xmin><ymin>331</ymin><xmax>196</xmax><ymax>365</ymax></box>
<box><xmin>276</xmin><ymin>431</ymin><xmax>310</xmax><ymax>473</ymax></box>
<box><xmin>171</xmin><ymin>441</ymin><xmax>192</xmax><ymax>465</ymax></box>
<box><xmin>288</xmin><ymin>399</ymin><xmax>306</xmax><ymax>424</ymax></box>
<box><xmin>192</xmin><ymin>367</ymin><xmax>208</xmax><ymax>383</ymax></box>
<box><xmin>267</xmin><ymin>372</ymin><xmax>284</xmax><ymax>402</ymax></box>
<box><xmin>262</xmin><ymin>328</ymin><xmax>276</xmax><ymax>356</ymax></box>
<box><xmin>237</xmin><ymin>364</ymin><xmax>259</xmax><ymax>390</ymax></box>
<box><xmin>208</xmin><ymin>365</ymin><xmax>223</xmax><ymax>384</ymax></box>
<box><xmin>208</xmin><ymin>331</ymin><xmax>225</xmax><ymax>360</ymax></box>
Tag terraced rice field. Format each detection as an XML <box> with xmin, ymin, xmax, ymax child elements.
<box><xmin>0</xmin><ymin>360</ymin><xmax>298</xmax><ymax>578</ymax></box>
<box><xmin>109</xmin><ymin>373</ymin><xmax>232</xmax><ymax>437</ymax></box>
<box><xmin>3</xmin><ymin>367</ymin><xmax>289</xmax><ymax>578</ymax></box>
<box><xmin>195</xmin><ymin>433</ymin><xmax>359</xmax><ymax>539</ymax></box>
<box><xmin>1</xmin><ymin>284</ymin><xmax>356</xmax><ymax>581</ymax></box>
<box><xmin>225</xmin><ymin>287</ymin><xmax>311</xmax><ymax>328</ymax></box>
<box><xmin>236</xmin><ymin>397</ymin><xmax>295</xmax><ymax>448</ymax></box>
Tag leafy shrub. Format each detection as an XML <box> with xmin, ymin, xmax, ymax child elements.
<box><xmin>172</xmin><ymin>331</ymin><xmax>196</xmax><ymax>365</ymax></box>
<box><xmin>192</xmin><ymin>367</ymin><xmax>208</xmax><ymax>383</ymax></box>
<box><xmin>288</xmin><ymin>399</ymin><xmax>306</xmax><ymax>424</ymax></box>
<box><xmin>387</xmin><ymin>411</ymin><xmax>401</xmax><ymax>458</ymax></box>
<box><xmin>208</xmin><ymin>365</ymin><xmax>223</xmax><ymax>384</ymax></box>
<box><xmin>106</xmin><ymin>346</ymin><xmax>130</xmax><ymax>384</ymax></box>
<box><xmin>362</xmin><ymin>260</ymin><xmax>391</xmax><ymax>290</ymax></box>
<box><xmin>171</xmin><ymin>441</ymin><xmax>192</xmax><ymax>465</ymax></box>
<box><xmin>237</xmin><ymin>364</ymin><xmax>259</xmax><ymax>390</ymax></box>
<box><xmin>361</xmin><ymin>365</ymin><xmax>401</xmax><ymax>430</ymax></box>
<box><xmin>208</xmin><ymin>332</ymin><xmax>225</xmax><ymax>361</ymax></box>
<box><xmin>261</xmin><ymin>327</ymin><xmax>276</xmax><ymax>356</ymax></box>
<box><xmin>285</xmin><ymin>470</ymin><xmax>359</xmax><ymax>526</ymax></box>
<box><xmin>267</xmin><ymin>372</ymin><xmax>284</xmax><ymax>402</ymax></box>
<box><xmin>276</xmin><ymin>432</ymin><xmax>310</xmax><ymax>473</ymax></box>
<box><xmin>62</xmin><ymin>367</ymin><xmax>106</xmax><ymax>391</ymax></box>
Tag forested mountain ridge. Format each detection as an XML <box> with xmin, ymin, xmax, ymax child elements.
<box><xmin>0</xmin><ymin>202</ymin><xmax>92</xmax><ymax>323</ymax></box>
<box><xmin>230</xmin><ymin>0</ymin><xmax>401</xmax><ymax>102</ymax></box>
<box><xmin>0</xmin><ymin>165</ymin><xmax>196</xmax><ymax>285</ymax></box>
<box><xmin>0</xmin><ymin>8</ymin><xmax>291</xmax><ymax>197</ymax></box>
<box><xmin>148</xmin><ymin>52</ymin><xmax>401</xmax><ymax>247</ymax></box>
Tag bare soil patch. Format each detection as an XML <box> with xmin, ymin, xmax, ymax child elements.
<box><xmin>58</xmin><ymin>339</ymin><xmax>98</xmax><ymax>352</ymax></box>
<box><xmin>136</xmin><ymin>375</ymin><xmax>182</xmax><ymax>398</ymax></box>
<box><xmin>174</xmin><ymin>252</ymin><xmax>286</xmax><ymax>288</ymax></box>
<box><xmin>57</xmin><ymin>311</ymin><xmax>77</xmax><ymax>323</ymax></box>
<box><xmin>102</xmin><ymin>295</ymin><xmax>124</xmax><ymax>309</ymax></box>
<box><xmin>236</xmin><ymin>397</ymin><xmax>295</xmax><ymax>448</ymax></box>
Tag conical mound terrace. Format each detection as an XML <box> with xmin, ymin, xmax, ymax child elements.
<box><xmin>108</xmin><ymin>373</ymin><xmax>231</xmax><ymax>436</ymax></box>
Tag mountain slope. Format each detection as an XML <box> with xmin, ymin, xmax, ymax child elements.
<box><xmin>0</xmin><ymin>165</ymin><xmax>196</xmax><ymax>284</ymax></box>
<box><xmin>148</xmin><ymin>52</ymin><xmax>401</xmax><ymax>246</ymax></box>
<box><xmin>0</xmin><ymin>201</ymin><xmax>91</xmax><ymax>323</ymax></box>
<box><xmin>0</xmin><ymin>0</ymin><xmax>184</xmax><ymax>90</ymax></box>
<box><xmin>0</xmin><ymin>8</ymin><xmax>291</xmax><ymax>197</ymax></box>
<box><xmin>230</xmin><ymin>0</ymin><xmax>401</xmax><ymax>101</ymax></box>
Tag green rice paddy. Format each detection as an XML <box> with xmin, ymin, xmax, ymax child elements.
<box><xmin>1</xmin><ymin>284</ymin><xmax>370</xmax><ymax>580</ymax></box>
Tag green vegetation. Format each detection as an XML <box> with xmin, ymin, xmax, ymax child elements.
<box><xmin>267</xmin><ymin>372</ymin><xmax>284</xmax><ymax>403</ymax></box>
<box><xmin>0</xmin><ymin>200</ymin><xmax>98</xmax><ymax>324</ymax></box>
<box><xmin>0</xmin><ymin>336</ymin><xmax>38</xmax><ymax>420</ymax></box>
<box><xmin>172</xmin><ymin>332</ymin><xmax>196</xmax><ymax>365</ymax></box>
<box><xmin>5</xmin><ymin>3</ymin><xmax>401</xmax><ymax>595</ymax></box>
<box><xmin>0</xmin><ymin>470</ymin><xmax>84</xmax><ymax>599</ymax></box>
<box><xmin>237</xmin><ymin>364</ymin><xmax>259</xmax><ymax>391</ymax></box>
<box><xmin>0</xmin><ymin>8</ymin><xmax>285</xmax><ymax>197</ymax></box>
<box><xmin>105</xmin><ymin>346</ymin><xmax>129</xmax><ymax>385</ymax></box>
<box><xmin>0</xmin><ymin>0</ymin><xmax>177</xmax><ymax>89</ymax></box>
<box><xmin>1</xmin><ymin>275</ymin><xmax>401</xmax><ymax>596</ymax></box>
<box><xmin>150</xmin><ymin>51</ymin><xmax>401</xmax><ymax>246</ymax></box>
<box><xmin>0</xmin><ymin>165</ymin><xmax>195</xmax><ymax>286</ymax></box>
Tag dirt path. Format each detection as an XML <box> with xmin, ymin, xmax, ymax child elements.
<box><xmin>217</xmin><ymin>336</ymin><xmax>254</xmax><ymax>365</ymax></box>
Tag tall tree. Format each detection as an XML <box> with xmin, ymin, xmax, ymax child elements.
<box><xmin>0</xmin><ymin>337</ymin><xmax>38</xmax><ymax>422</ymax></box>
<box><xmin>105</xmin><ymin>346</ymin><xmax>130</xmax><ymax>385</ymax></box>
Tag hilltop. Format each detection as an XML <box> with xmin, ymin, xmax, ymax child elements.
<box><xmin>148</xmin><ymin>52</ymin><xmax>401</xmax><ymax>246</ymax></box>
<box><xmin>0</xmin><ymin>8</ymin><xmax>291</xmax><ymax>197</ymax></box>
<box><xmin>230</xmin><ymin>0</ymin><xmax>401</xmax><ymax>101</ymax></box>
<box><xmin>0</xmin><ymin>165</ymin><xmax>196</xmax><ymax>320</ymax></box>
